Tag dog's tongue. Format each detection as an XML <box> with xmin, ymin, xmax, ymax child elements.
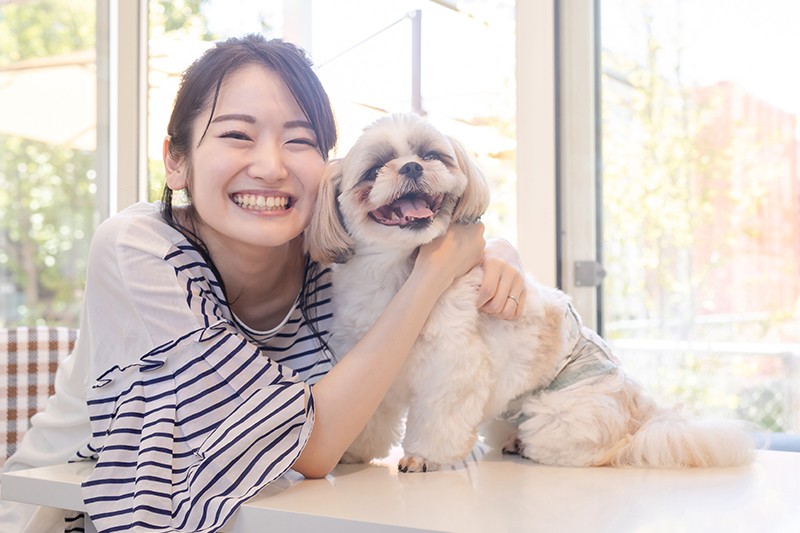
<box><xmin>396</xmin><ymin>197</ymin><xmax>433</xmax><ymax>219</ymax></box>
<box><xmin>370</xmin><ymin>194</ymin><xmax>441</xmax><ymax>227</ymax></box>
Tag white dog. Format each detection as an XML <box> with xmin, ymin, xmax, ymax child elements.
<box><xmin>305</xmin><ymin>113</ymin><xmax>757</xmax><ymax>472</ymax></box>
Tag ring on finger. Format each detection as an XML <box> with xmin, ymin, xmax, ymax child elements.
<box><xmin>507</xmin><ymin>294</ymin><xmax>520</xmax><ymax>307</ymax></box>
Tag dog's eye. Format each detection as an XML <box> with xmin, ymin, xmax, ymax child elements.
<box><xmin>365</xmin><ymin>165</ymin><xmax>382</xmax><ymax>181</ymax></box>
<box><xmin>422</xmin><ymin>152</ymin><xmax>440</xmax><ymax>161</ymax></box>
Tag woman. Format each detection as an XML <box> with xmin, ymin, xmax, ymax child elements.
<box><xmin>0</xmin><ymin>34</ymin><xmax>526</xmax><ymax>533</ymax></box>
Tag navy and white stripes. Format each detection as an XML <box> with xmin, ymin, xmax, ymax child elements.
<box><xmin>241</xmin><ymin>263</ymin><xmax>335</xmax><ymax>386</ymax></box>
<box><xmin>73</xmin><ymin>236</ymin><xmax>332</xmax><ymax>532</ymax></box>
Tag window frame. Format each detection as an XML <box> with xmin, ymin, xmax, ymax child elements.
<box><xmin>112</xmin><ymin>0</ymin><xmax>582</xmax><ymax>320</ymax></box>
<box><xmin>98</xmin><ymin>0</ymin><xmax>149</xmax><ymax>220</ymax></box>
<box><xmin>555</xmin><ymin>0</ymin><xmax>602</xmax><ymax>331</ymax></box>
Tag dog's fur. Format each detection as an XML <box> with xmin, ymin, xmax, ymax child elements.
<box><xmin>305</xmin><ymin>113</ymin><xmax>757</xmax><ymax>471</ymax></box>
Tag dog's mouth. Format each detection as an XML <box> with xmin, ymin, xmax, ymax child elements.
<box><xmin>368</xmin><ymin>192</ymin><xmax>445</xmax><ymax>228</ymax></box>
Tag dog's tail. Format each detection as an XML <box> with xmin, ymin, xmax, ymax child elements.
<box><xmin>597</xmin><ymin>387</ymin><xmax>759</xmax><ymax>468</ymax></box>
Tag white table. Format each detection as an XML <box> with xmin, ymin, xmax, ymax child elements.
<box><xmin>2</xmin><ymin>446</ymin><xmax>799</xmax><ymax>533</ymax></box>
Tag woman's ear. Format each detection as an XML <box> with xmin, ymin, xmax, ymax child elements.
<box><xmin>304</xmin><ymin>160</ymin><xmax>355</xmax><ymax>264</ymax></box>
<box><xmin>448</xmin><ymin>136</ymin><xmax>491</xmax><ymax>225</ymax></box>
<box><xmin>163</xmin><ymin>136</ymin><xmax>188</xmax><ymax>191</ymax></box>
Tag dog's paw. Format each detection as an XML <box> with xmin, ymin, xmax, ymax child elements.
<box><xmin>397</xmin><ymin>455</ymin><xmax>436</xmax><ymax>473</ymax></box>
<box><xmin>501</xmin><ymin>436</ymin><xmax>525</xmax><ymax>456</ymax></box>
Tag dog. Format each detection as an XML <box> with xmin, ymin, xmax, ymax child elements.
<box><xmin>305</xmin><ymin>113</ymin><xmax>757</xmax><ymax>472</ymax></box>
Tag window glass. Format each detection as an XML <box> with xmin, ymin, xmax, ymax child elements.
<box><xmin>309</xmin><ymin>1</ymin><xmax>516</xmax><ymax>241</ymax></box>
<box><xmin>147</xmin><ymin>0</ymin><xmax>516</xmax><ymax>241</ymax></box>
<box><xmin>0</xmin><ymin>0</ymin><xmax>97</xmax><ymax>327</ymax></box>
<box><xmin>601</xmin><ymin>0</ymin><xmax>800</xmax><ymax>432</ymax></box>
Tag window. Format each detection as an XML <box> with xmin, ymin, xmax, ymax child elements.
<box><xmin>600</xmin><ymin>0</ymin><xmax>800</xmax><ymax>432</ymax></box>
<box><xmin>308</xmin><ymin>1</ymin><xmax>517</xmax><ymax>241</ymax></box>
<box><xmin>0</xmin><ymin>0</ymin><xmax>99</xmax><ymax>327</ymax></box>
<box><xmin>146</xmin><ymin>0</ymin><xmax>517</xmax><ymax>241</ymax></box>
<box><xmin>2</xmin><ymin>0</ymin><xmax>519</xmax><ymax>326</ymax></box>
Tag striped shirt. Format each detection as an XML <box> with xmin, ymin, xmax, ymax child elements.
<box><xmin>64</xmin><ymin>202</ymin><xmax>334</xmax><ymax>533</ymax></box>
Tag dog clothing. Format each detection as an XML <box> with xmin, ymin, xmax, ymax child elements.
<box><xmin>499</xmin><ymin>303</ymin><xmax>624</xmax><ymax>424</ymax></box>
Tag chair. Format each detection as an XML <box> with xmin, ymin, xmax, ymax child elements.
<box><xmin>0</xmin><ymin>327</ymin><xmax>78</xmax><ymax>466</ymax></box>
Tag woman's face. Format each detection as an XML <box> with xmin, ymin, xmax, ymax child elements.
<box><xmin>165</xmin><ymin>64</ymin><xmax>326</xmax><ymax>254</ymax></box>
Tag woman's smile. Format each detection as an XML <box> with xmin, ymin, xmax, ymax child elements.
<box><xmin>232</xmin><ymin>192</ymin><xmax>293</xmax><ymax>212</ymax></box>
<box><xmin>166</xmin><ymin>64</ymin><xmax>326</xmax><ymax>253</ymax></box>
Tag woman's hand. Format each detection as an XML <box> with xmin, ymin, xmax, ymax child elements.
<box><xmin>476</xmin><ymin>237</ymin><xmax>526</xmax><ymax>320</ymax></box>
<box><xmin>415</xmin><ymin>222</ymin><xmax>486</xmax><ymax>288</ymax></box>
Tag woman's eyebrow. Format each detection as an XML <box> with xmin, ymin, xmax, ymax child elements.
<box><xmin>285</xmin><ymin>120</ymin><xmax>315</xmax><ymax>131</ymax></box>
<box><xmin>211</xmin><ymin>113</ymin><xmax>256</xmax><ymax>124</ymax></box>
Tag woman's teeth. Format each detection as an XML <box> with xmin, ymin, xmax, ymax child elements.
<box><xmin>233</xmin><ymin>194</ymin><xmax>289</xmax><ymax>211</ymax></box>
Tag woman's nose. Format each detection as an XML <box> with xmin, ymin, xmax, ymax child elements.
<box><xmin>248</xmin><ymin>143</ymin><xmax>288</xmax><ymax>183</ymax></box>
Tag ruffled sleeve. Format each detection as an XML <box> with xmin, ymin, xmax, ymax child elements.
<box><xmin>70</xmin><ymin>205</ymin><xmax>315</xmax><ymax>532</ymax></box>
<box><xmin>81</xmin><ymin>321</ymin><xmax>313</xmax><ymax>533</ymax></box>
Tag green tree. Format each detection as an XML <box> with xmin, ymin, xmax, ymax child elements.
<box><xmin>603</xmin><ymin>6</ymin><xmax>789</xmax><ymax>340</ymax></box>
<box><xmin>149</xmin><ymin>0</ymin><xmax>217</xmax><ymax>41</ymax></box>
<box><xmin>0</xmin><ymin>136</ymin><xmax>96</xmax><ymax>325</ymax></box>
<box><xmin>0</xmin><ymin>0</ymin><xmax>214</xmax><ymax>327</ymax></box>
<box><xmin>0</xmin><ymin>0</ymin><xmax>96</xmax><ymax>326</ymax></box>
<box><xmin>601</xmin><ymin>0</ymin><xmax>795</xmax><ymax>429</ymax></box>
<box><xmin>0</xmin><ymin>0</ymin><xmax>95</xmax><ymax>65</ymax></box>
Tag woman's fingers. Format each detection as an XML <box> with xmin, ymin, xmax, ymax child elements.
<box><xmin>476</xmin><ymin>238</ymin><xmax>525</xmax><ymax>320</ymax></box>
<box><xmin>478</xmin><ymin>258</ymin><xmax>525</xmax><ymax>319</ymax></box>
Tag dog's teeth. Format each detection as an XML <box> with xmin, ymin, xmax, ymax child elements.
<box><xmin>391</xmin><ymin>211</ymin><xmax>399</xmax><ymax>220</ymax></box>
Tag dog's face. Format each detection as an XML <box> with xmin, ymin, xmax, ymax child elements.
<box><xmin>338</xmin><ymin>115</ymin><xmax>466</xmax><ymax>248</ymax></box>
<box><xmin>305</xmin><ymin>114</ymin><xmax>490</xmax><ymax>264</ymax></box>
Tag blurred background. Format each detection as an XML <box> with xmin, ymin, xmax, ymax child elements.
<box><xmin>0</xmin><ymin>0</ymin><xmax>798</xmax><ymax>434</ymax></box>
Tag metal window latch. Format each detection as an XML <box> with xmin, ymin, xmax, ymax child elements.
<box><xmin>574</xmin><ymin>261</ymin><xmax>606</xmax><ymax>287</ymax></box>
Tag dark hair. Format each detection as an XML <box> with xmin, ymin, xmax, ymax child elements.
<box><xmin>160</xmin><ymin>34</ymin><xmax>338</xmax><ymax>355</ymax></box>
<box><xmin>163</xmin><ymin>34</ymin><xmax>337</xmax><ymax>214</ymax></box>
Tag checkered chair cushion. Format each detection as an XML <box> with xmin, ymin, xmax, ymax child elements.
<box><xmin>0</xmin><ymin>327</ymin><xmax>78</xmax><ymax>467</ymax></box>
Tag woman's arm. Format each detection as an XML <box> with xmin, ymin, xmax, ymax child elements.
<box><xmin>292</xmin><ymin>222</ymin><xmax>486</xmax><ymax>478</ymax></box>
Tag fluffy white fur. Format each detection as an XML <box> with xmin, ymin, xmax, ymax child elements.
<box><xmin>305</xmin><ymin>113</ymin><xmax>758</xmax><ymax>471</ymax></box>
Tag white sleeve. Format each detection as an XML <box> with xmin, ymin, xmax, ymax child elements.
<box><xmin>76</xmin><ymin>213</ymin><xmax>315</xmax><ymax>533</ymax></box>
<box><xmin>2</xmin><ymin>209</ymin><xmax>316</xmax><ymax>533</ymax></box>
<box><xmin>0</xmin><ymin>207</ymin><xmax>192</xmax><ymax>475</ymax></box>
<box><xmin>83</xmin><ymin>211</ymin><xmax>208</xmax><ymax>385</ymax></box>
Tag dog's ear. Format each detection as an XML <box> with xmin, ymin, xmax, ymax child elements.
<box><xmin>304</xmin><ymin>160</ymin><xmax>355</xmax><ymax>264</ymax></box>
<box><xmin>448</xmin><ymin>136</ymin><xmax>491</xmax><ymax>225</ymax></box>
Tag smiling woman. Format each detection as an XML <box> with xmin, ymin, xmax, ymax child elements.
<box><xmin>163</xmin><ymin>64</ymin><xmax>327</xmax><ymax>254</ymax></box>
<box><xmin>0</xmin><ymin>33</ymin><xmax>526</xmax><ymax>533</ymax></box>
<box><xmin>146</xmin><ymin>0</ymin><xmax>518</xmax><ymax>237</ymax></box>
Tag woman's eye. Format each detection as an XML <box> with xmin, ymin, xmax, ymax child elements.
<box><xmin>423</xmin><ymin>153</ymin><xmax>440</xmax><ymax>161</ymax></box>
<box><xmin>288</xmin><ymin>138</ymin><xmax>318</xmax><ymax>148</ymax></box>
<box><xmin>221</xmin><ymin>131</ymin><xmax>251</xmax><ymax>141</ymax></box>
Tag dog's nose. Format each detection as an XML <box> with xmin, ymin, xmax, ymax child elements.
<box><xmin>398</xmin><ymin>162</ymin><xmax>423</xmax><ymax>180</ymax></box>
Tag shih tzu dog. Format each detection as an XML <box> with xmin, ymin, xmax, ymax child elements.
<box><xmin>305</xmin><ymin>113</ymin><xmax>757</xmax><ymax>472</ymax></box>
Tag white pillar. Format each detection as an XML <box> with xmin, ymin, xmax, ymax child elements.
<box><xmin>516</xmin><ymin>0</ymin><xmax>558</xmax><ymax>288</ymax></box>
